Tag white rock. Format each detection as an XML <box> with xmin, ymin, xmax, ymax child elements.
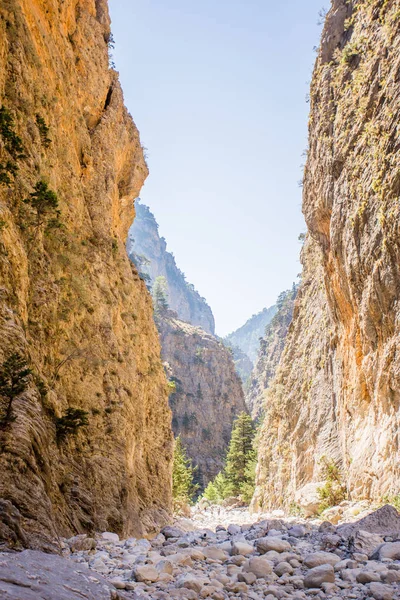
<box><xmin>101</xmin><ymin>532</ymin><xmax>119</xmax><ymax>543</ymax></box>
<box><xmin>373</xmin><ymin>542</ymin><xmax>400</xmax><ymax>561</ymax></box>
<box><xmin>202</xmin><ymin>546</ymin><xmax>229</xmax><ymax>561</ymax></box>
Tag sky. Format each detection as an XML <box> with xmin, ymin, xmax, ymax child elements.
<box><xmin>109</xmin><ymin>0</ymin><xmax>325</xmax><ymax>336</ymax></box>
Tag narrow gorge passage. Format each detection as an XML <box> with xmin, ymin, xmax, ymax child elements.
<box><xmin>0</xmin><ymin>0</ymin><xmax>400</xmax><ymax>599</ymax></box>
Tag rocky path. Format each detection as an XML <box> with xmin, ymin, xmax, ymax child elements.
<box><xmin>2</xmin><ymin>504</ymin><xmax>400</xmax><ymax>599</ymax></box>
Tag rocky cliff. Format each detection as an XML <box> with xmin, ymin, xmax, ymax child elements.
<box><xmin>246</xmin><ymin>286</ymin><xmax>297</xmax><ymax>420</ymax></box>
<box><xmin>254</xmin><ymin>0</ymin><xmax>400</xmax><ymax>511</ymax></box>
<box><xmin>128</xmin><ymin>202</ymin><xmax>215</xmax><ymax>334</ymax></box>
<box><xmin>0</xmin><ymin>0</ymin><xmax>172</xmax><ymax>550</ymax></box>
<box><xmin>224</xmin><ymin>305</ymin><xmax>277</xmax><ymax>365</ymax></box>
<box><xmin>157</xmin><ymin>310</ymin><xmax>246</xmax><ymax>489</ymax></box>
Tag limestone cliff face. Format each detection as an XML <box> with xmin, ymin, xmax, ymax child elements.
<box><xmin>157</xmin><ymin>310</ymin><xmax>246</xmax><ymax>489</ymax></box>
<box><xmin>128</xmin><ymin>202</ymin><xmax>215</xmax><ymax>334</ymax></box>
<box><xmin>246</xmin><ymin>287</ymin><xmax>297</xmax><ymax>420</ymax></box>
<box><xmin>224</xmin><ymin>305</ymin><xmax>277</xmax><ymax>365</ymax></box>
<box><xmin>254</xmin><ymin>0</ymin><xmax>400</xmax><ymax>511</ymax></box>
<box><xmin>0</xmin><ymin>0</ymin><xmax>172</xmax><ymax>550</ymax></box>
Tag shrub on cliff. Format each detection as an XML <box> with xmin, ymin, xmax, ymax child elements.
<box><xmin>0</xmin><ymin>353</ymin><xmax>32</xmax><ymax>427</ymax></box>
<box><xmin>317</xmin><ymin>456</ymin><xmax>347</xmax><ymax>511</ymax></box>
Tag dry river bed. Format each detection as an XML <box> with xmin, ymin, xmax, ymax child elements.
<box><xmin>2</xmin><ymin>504</ymin><xmax>400</xmax><ymax>599</ymax></box>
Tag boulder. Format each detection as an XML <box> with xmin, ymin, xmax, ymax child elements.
<box><xmin>351</xmin><ymin>530</ymin><xmax>384</xmax><ymax>557</ymax></box>
<box><xmin>133</xmin><ymin>565</ymin><xmax>159</xmax><ymax>582</ymax></box>
<box><xmin>0</xmin><ymin>550</ymin><xmax>128</xmax><ymax>599</ymax></box>
<box><xmin>242</xmin><ymin>556</ymin><xmax>273</xmax><ymax>578</ymax></box>
<box><xmin>230</xmin><ymin>541</ymin><xmax>254</xmax><ymax>556</ymax></box>
<box><xmin>368</xmin><ymin>582</ymin><xmax>394</xmax><ymax>600</ymax></box>
<box><xmin>294</xmin><ymin>482</ymin><xmax>325</xmax><ymax>516</ymax></box>
<box><xmin>202</xmin><ymin>546</ymin><xmax>229</xmax><ymax>561</ymax></box>
<box><xmin>338</xmin><ymin>505</ymin><xmax>400</xmax><ymax>538</ymax></box>
<box><xmin>161</xmin><ymin>525</ymin><xmax>184</xmax><ymax>539</ymax></box>
<box><xmin>303</xmin><ymin>551</ymin><xmax>341</xmax><ymax>568</ymax></box>
<box><xmin>371</xmin><ymin>541</ymin><xmax>400</xmax><ymax>561</ymax></box>
<box><xmin>101</xmin><ymin>532</ymin><xmax>119</xmax><ymax>543</ymax></box>
<box><xmin>255</xmin><ymin>536</ymin><xmax>291</xmax><ymax>554</ymax></box>
<box><xmin>304</xmin><ymin>564</ymin><xmax>335</xmax><ymax>588</ymax></box>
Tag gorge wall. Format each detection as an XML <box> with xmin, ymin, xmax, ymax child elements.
<box><xmin>157</xmin><ymin>310</ymin><xmax>246</xmax><ymax>489</ymax></box>
<box><xmin>224</xmin><ymin>305</ymin><xmax>276</xmax><ymax>365</ymax></box>
<box><xmin>0</xmin><ymin>0</ymin><xmax>172</xmax><ymax>550</ymax></box>
<box><xmin>128</xmin><ymin>202</ymin><xmax>215</xmax><ymax>335</ymax></box>
<box><xmin>254</xmin><ymin>0</ymin><xmax>400</xmax><ymax>511</ymax></box>
<box><xmin>246</xmin><ymin>287</ymin><xmax>297</xmax><ymax>420</ymax></box>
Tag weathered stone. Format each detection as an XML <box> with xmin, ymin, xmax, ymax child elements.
<box><xmin>294</xmin><ymin>483</ymin><xmax>325</xmax><ymax>517</ymax></box>
<box><xmin>0</xmin><ymin>550</ymin><xmax>128</xmax><ymax>599</ymax></box>
<box><xmin>102</xmin><ymin>532</ymin><xmax>120</xmax><ymax>544</ymax></box>
<box><xmin>351</xmin><ymin>530</ymin><xmax>384</xmax><ymax>557</ymax></box>
<box><xmin>256</xmin><ymin>536</ymin><xmax>291</xmax><ymax>554</ymax></box>
<box><xmin>242</xmin><ymin>556</ymin><xmax>273</xmax><ymax>578</ymax></box>
<box><xmin>274</xmin><ymin>561</ymin><xmax>294</xmax><ymax>576</ymax></box>
<box><xmin>357</xmin><ymin>571</ymin><xmax>381</xmax><ymax>584</ymax></box>
<box><xmin>304</xmin><ymin>564</ymin><xmax>335</xmax><ymax>588</ymax></box>
<box><xmin>303</xmin><ymin>551</ymin><xmax>341</xmax><ymax>568</ymax></box>
<box><xmin>133</xmin><ymin>565</ymin><xmax>159</xmax><ymax>583</ymax></box>
<box><xmin>368</xmin><ymin>582</ymin><xmax>394</xmax><ymax>600</ymax></box>
<box><xmin>230</xmin><ymin>541</ymin><xmax>254</xmax><ymax>556</ymax></box>
<box><xmin>203</xmin><ymin>546</ymin><xmax>229</xmax><ymax>561</ymax></box>
<box><xmin>371</xmin><ymin>542</ymin><xmax>400</xmax><ymax>561</ymax></box>
<box><xmin>161</xmin><ymin>526</ymin><xmax>184</xmax><ymax>539</ymax></box>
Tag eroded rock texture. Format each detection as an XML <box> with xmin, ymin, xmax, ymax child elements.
<box><xmin>254</xmin><ymin>0</ymin><xmax>400</xmax><ymax>511</ymax></box>
<box><xmin>0</xmin><ymin>0</ymin><xmax>172</xmax><ymax>550</ymax></box>
<box><xmin>128</xmin><ymin>202</ymin><xmax>215</xmax><ymax>335</ymax></box>
<box><xmin>246</xmin><ymin>287</ymin><xmax>297</xmax><ymax>420</ymax></box>
<box><xmin>158</xmin><ymin>311</ymin><xmax>246</xmax><ymax>488</ymax></box>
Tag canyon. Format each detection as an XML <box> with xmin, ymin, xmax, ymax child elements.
<box><xmin>0</xmin><ymin>4</ymin><xmax>399</xmax><ymax>600</ymax></box>
<box><xmin>128</xmin><ymin>203</ymin><xmax>246</xmax><ymax>488</ymax></box>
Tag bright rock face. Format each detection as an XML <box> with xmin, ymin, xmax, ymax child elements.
<box><xmin>254</xmin><ymin>0</ymin><xmax>400</xmax><ymax>510</ymax></box>
<box><xmin>127</xmin><ymin>202</ymin><xmax>215</xmax><ymax>335</ymax></box>
<box><xmin>158</xmin><ymin>311</ymin><xmax>246</xmax><ymax>488</ymax></box>
<box><xmin>0</xmin><ymin>0</ymin><xmax>172</xmax><ymax>549</ymax></box>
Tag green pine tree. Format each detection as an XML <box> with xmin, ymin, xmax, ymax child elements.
<box><xmin>224</xmin><ymin>411</ymin><xmax>256</xmax><ymax>496</ymax></box>
<box><xmin>152</xmin><ymin>276</ymin><xmax>169</xmax><ymax>313</ymax></box>
<box><xmin>202</xmin><ymin>412</ymin><xmax>257</xmax><ymax>505</ymax></box>
<box><xmin>172</xmin><ymin>436</ymin><xmax>198</xmax><ymax>509</ymax></box>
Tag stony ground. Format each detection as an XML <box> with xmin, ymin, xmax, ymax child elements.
<box><xmin>54</xmin><ymin>503</ymin><xmax>400</xmax><ymax>600</ymax></box>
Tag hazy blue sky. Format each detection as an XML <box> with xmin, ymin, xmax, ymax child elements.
<box><xmin>109</xmin><ymin>0</ymin><xmax>325</xmax><ymax>336</ymax></box>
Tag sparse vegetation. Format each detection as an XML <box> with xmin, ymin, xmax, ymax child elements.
<box><xmin>56</xmin><ymin>408</ymin><xmax>89</xmax><ymax>441</ymax></box>
<box><xmin>24</xmin><ymin>180</ymin><xmax>61</xmax><ymax>232</ymax></box>
<box><xmin>0</xmin><ymin>353</ymin><xmax>32</xmax><ymax>427</ymax></box>
<box><xmin>0</xmin><ymin>106</ymin><xmax>25</xmax><ymax>186</ymax></box>
<box><xmin>317</xmin><ymin>456</ymin><xmax>347</xmax><ymax>511</ymax></box>
<box><xmin>36</xmin><ymin>114</ymin><xmax>51</xmax><ymax>147</ymax></box>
